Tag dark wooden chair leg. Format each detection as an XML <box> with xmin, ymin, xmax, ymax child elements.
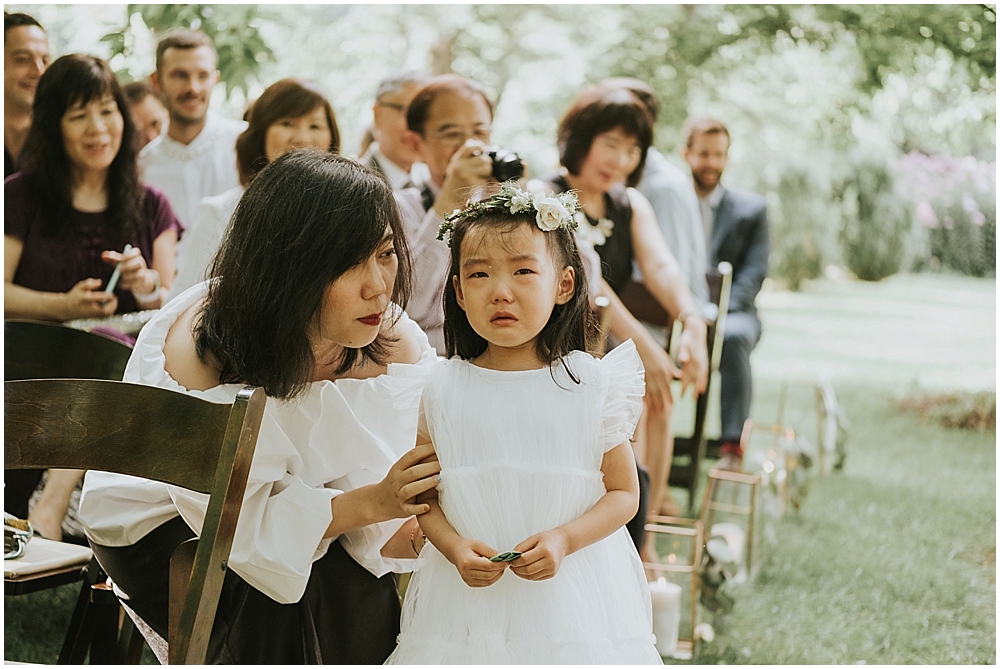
<box><xmin>57</xmin><ymin>557</ymin><xmax>103</xmax><ymax>664</ymax></box>
<box><xmin>116</xmin><ymin>612</ymin><xmax>146</xmax><ymax>664</ymax></box>
<box><xmin>87</xmin><ymin>582</ymin><xmax>122</xmax><ymax>664</ymax></box>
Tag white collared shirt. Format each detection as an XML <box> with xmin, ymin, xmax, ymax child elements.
<box><xmin>698</xmin><ymin>184</ymin><xmax>726</xmax><ymax>252</ymax></box>
<box><xmin>369</xmin><ymin>145</ymin><xmax>430</xmax><ymax>193</ymax></box>
<box><xmin>139</xmin><ymin>113</ymin><xmax>246</xmax><ymax>263</ymax></box>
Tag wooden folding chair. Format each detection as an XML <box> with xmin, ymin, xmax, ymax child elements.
<box><xmin>5</xmin><ymin>378</ymin><xmax>266</xmax><ymax>664</ymax></box>
<box><xmin>618</xmin><ymin>262</ymin><xmax>733</xmax><ymax>511</ymax></box>
<box><xmin>4</xmin><ymin>319</ymin><xmax>136</xmax><ymax>662</ymax></box>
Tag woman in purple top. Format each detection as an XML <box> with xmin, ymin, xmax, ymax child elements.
<box><xmin>4</xmin><ymin>54</ymin><xmax>182</xmax><ymax>322</ymax></box>
<box><xmin>3</xmin><ymin>54</ymin><xmax>182</xmax><ymax>541</ymax></box>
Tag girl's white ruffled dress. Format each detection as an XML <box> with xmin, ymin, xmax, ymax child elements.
<box><xmin>387</xmin><ymin>341</ymin><xmax>662</xmax><ymax>665</ymax></box>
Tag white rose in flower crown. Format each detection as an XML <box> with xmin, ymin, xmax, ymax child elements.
<box><xmin>535</xmin><ymin>197</ymin><xmax>569</xmax><ymax>231</ymax></box>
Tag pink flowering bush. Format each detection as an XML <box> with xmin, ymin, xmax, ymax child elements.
<box><xmin>899</xmin><ymin>153</ymin><xmax>996</xmax><ymax>277</ymax></box>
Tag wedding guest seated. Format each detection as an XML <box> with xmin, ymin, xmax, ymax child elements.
<box><xmin>168</xmin><ymin>77</ymin><xmax>339</xmax><ymax>299</ymax></box>
<box><xmin>123</xmin><ymin>79</ymin><xmax>168</xmax><ymax>149</ymax></box>
<box><xmin>359</xmin><ymin>69</ymin><xmax>431</xmax><ymax>192</ymax></box>
<box><xmin>536</xmin><ymin>84</ymin><xmax>709</xmax><ymax>539</ymax></box>
<box><xmin>141</xmin><ymin>29</ymin><xmax>245</xmax><ymax>269</ymax></box>
<box><xmin>4</xmin><ymin>54</ymin><xmax>182</xmax><ymax>540</ymax></box>
<box><xmin>682</xmin><ymin>117</ymin><xmax>770</xmax><ymax>472</ymax></box>
<box><xmin>396</xmin><ymin>74</ymin><xmax>504</xmax><ymax>353</ymax></box>
<box><xmin>80</xmin><ymin>151</ymin><xmax>440</xmax><ymax>663</ymax></box>
<box><xmin>4</xmin><ymin>11</ymin><xmax>49</xmax><ymax>178</ymax></box>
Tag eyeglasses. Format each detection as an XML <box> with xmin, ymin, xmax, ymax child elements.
<box><xmin>425</xmin><ymin>126</ymin><xmax>491</xmax><ymax>148</ymax></box>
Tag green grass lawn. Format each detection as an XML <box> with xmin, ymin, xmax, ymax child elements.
<box><xmin>689</xmin><ymin>381</ymin><xmax>995</xmax><ymax>664</ymax></box>
<box><xmin>5</xmin><ymin>273</ymin><xmax>995</xmax><ymax>664</ymax></box>
<box><xmin>685</xmin><ymin>273</ymin><xmax>996</xmax><ymax>664</ymax></box>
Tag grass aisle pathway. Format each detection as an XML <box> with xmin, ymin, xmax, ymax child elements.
<box><xmin>694</xmin><ymin>383</ymin><xmax>995</xmax><ymax>664</ymax></box>
<box><xmin>691</xmin><ymin>275</ymin><xmax>995</xmax><ymax>664</ymax></box>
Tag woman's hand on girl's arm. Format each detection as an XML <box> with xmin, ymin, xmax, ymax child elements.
<box><xmin>372</xmin><ymin>441</ymin><xmax>441</xmax><ymax>519</ymax></box>
<box><xmin>510</xmin><ymin>442</ymin><xmax>639</xmax><ymax>581</ymax></box>
<box><xmin>323</xmin><ymin>442</ymin><xmax>440</xmax><ymax>539</ymax></box>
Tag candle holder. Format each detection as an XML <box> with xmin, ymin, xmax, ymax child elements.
<box><xmin>642</xmin><ymin>515</ymin><xmax>704</xmax><ymax>660</ymax></box>
<box><xmin>699</xmin><ymin>469</ymin><xmax>762</xmax><ymax>584</ymax></box>
<box><xmin>742</xmin><ymin>421</ymin><xmax>790</xmax><ymax>519</ymax></box>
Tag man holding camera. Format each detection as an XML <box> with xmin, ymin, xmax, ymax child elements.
<box><xmin>398</xmin><ymin>74</ymin><xmax>517</xmax><ymax>353</ymax></box>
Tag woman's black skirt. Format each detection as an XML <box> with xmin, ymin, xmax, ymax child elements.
<box><xmin>91</xmin><ymin>516</ymin><xmax>401</xmax><ymax>664</ymax></box>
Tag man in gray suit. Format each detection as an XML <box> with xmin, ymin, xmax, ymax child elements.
<box><xmin>360</xmin><ymin>70</ymin><xmax>431</xmax><ymax>193</ymax></box>
<box><xmin>683</xmin><ymin>118</ymin><xmax>769</xmax><ymax>471</ymax></box>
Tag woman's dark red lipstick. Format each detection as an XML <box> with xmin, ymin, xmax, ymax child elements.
<box><xmin>358</xmin><ymin>313</ymin><xmax>382</xmax><ymax>326</ymax></box>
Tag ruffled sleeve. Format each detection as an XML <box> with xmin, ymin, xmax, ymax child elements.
<box><xmin>598</xmin><ymin>339</ymin><xmax>645</xmax><ymax>452</ymax></box>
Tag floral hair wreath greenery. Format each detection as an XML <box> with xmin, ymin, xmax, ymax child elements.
<box><xmin>437</xmin><ymin>182</ymin><xmax>581</xmax><ymax>247</ymax></box>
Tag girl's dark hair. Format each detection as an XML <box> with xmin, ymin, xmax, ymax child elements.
<box><xmin>557</xmin><ymin>85</ymin><xmax>653</xmax><ymax>188</ymax></box>
<box><xmin>22</xmin><ymin>54</ymin><xmax>142</xmax><ymax>238</ymax></box>
<box><xmin>235</xmin><ymin>78</ymin><xmax>340</xmax><ymax>187</ymax></box>
<box><xmin>195</xmin><ymin>150</ymin><xmax>411</xmax><ymax>400</ymax></box>
<box><xmin>443</xmin><ymin>210</ymin><xmax>598</xmax><ymax>369</ymax></box>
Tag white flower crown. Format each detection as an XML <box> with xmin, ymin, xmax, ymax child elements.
<box><xmin>437</xmin><ymin>182</ymin><xmax>581</xmax><ymax>247</ymax></box>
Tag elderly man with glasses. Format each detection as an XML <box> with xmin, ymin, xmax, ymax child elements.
<box><xmin>359</xmin><ymin>70</ymin><xmax>431</xmax><ymax>193</ymax></box>
<box><xmin>397</xmin><ymin>74</ymin><xmax>505</xmax><ymax>353</ymax></box>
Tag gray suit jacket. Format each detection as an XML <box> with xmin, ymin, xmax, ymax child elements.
<box><xmin>711</xmin><ymin>187</ymin><xmax>769</xmax><ymax>315</ymax></box>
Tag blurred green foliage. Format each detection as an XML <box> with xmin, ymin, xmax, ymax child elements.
<box><xmin>68</xmin><ymin>3</ymin><xmax>999</xmax><ymax>285</ymax></box>
<box><xmin>595</xmin><ymin>4</ymin><xmax>995</xmax><ymax>284</ymax></box>
<box><xmin>103</xmin><ymin>4</ymin><xmax>279</xmax><ymax>98</ymax></box>
<box><xmin>835</xmin><ymin>158</ymin><xmax>911</xmax><ymax>281</ymax></box>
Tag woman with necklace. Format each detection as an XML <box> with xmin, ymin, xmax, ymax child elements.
<box><xmin>537</xmin><ymin>84</ymin><xmax>708</xmax><ymax>540</ymax></box>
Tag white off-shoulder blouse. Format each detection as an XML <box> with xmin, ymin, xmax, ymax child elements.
<box><xmin>79</xmin><ymin>281</ymin><xmax>437</xmax><ymax>604</ymax></box>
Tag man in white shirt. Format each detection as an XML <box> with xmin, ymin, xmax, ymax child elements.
<box><xmin>4</xmin><ymin>11</ymin><xmax>49</xmax><ymax>178</ymax></box>
<box><xmin>141</xmin><ymin>29</ymin><xmax>245</xmax><ymax>266</ymax></box>
<box><xmin>359</xmin><ymin>70</ymin><xmax>431</xmax><ymax>194</ymax></box>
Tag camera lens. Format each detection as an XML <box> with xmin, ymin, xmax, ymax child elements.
<box><xmin>488</xmin><ymin>148</ymin><xmax>524</xmax><ymax>183</ymax></box>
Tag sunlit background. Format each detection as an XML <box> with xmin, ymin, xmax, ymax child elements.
<box><xmin>7</xmin><ymin>3</ymin><xmax>997</xmax><ymax>288</ymax></box>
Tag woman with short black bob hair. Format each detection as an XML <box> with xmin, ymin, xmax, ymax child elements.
<box><xmin>81</xmin><ymin>151</ymin><xmax>440</xmax><ymax>664</ymax></box>
<box><xmin>198</xmin><ymin>148</ymin><xmax>406</xmax><ymax>398</ymax></box>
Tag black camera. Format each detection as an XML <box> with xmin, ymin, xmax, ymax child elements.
<box><xmin>488</xmin><ymin>147</ymin><xmax>524</xmax><ymax>183</ymax></box>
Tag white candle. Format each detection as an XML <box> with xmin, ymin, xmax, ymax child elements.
<box><xmin>711</xmin><ymin>522</ymin><xmax>746</xmax><ymax>565</ymax></box>
<box><xmin>648</xmin><ymin>577</ymin><xmax>682</xmax><ymax>657</ymax></box>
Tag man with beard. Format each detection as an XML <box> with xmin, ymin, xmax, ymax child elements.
<box><xmin>682</xmin><ymin>118</ymin><xmax>769</xmax><ymax>472</ymax></box>
<box><xmin>141</xmin><ymin>29</ymin><xmax>245</xmax><ymax>267</ymax></box>
<box><xmin>4</xmin><ymin>11</ymin><xmax>49</xmax><ymax>178</ymax></box>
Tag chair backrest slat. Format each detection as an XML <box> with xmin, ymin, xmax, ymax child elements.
<box><xmin>5</xmin><ymin>379</ymin><xmax>233</xmax><ymax>493</ymax></box>
<box><xmin>5</xmin><ymin>319</ymin><xmax>132</xmax><ymax>382</ymax></box>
